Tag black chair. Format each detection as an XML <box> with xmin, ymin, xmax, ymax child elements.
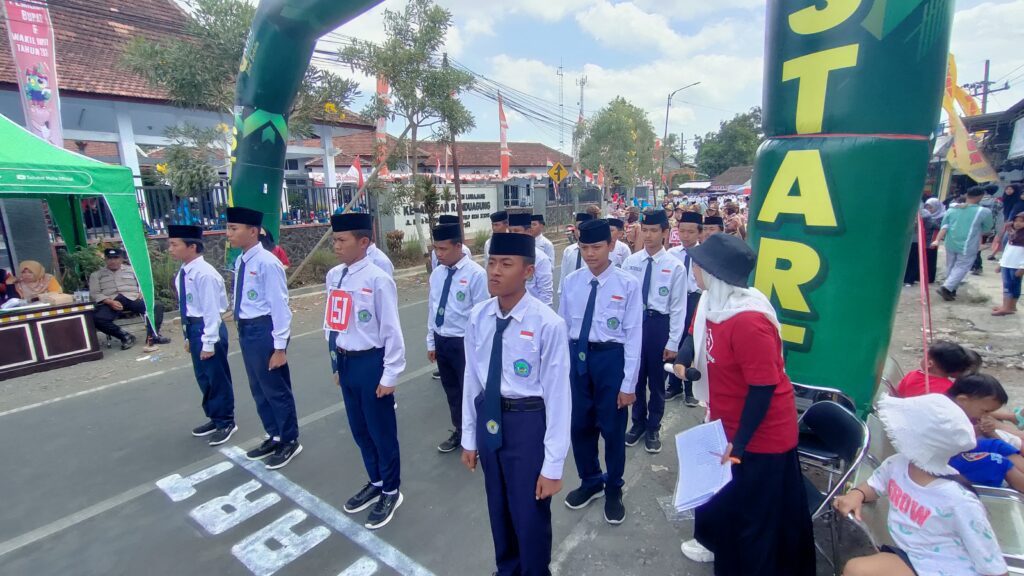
<box><xmin>798</xmin><ymin>400</ymin><xmax>870</xmax><ymax>574</ymax></box>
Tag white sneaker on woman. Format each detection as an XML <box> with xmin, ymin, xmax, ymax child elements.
<box><xmin>680</xmin><ymin>539</ymin><xmax>714</xmax><ymax>563</ymax></box>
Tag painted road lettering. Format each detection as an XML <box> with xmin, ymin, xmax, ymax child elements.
<box><xmin>232</xmin><ymin>509</ymin><xmax>331</xmax><ymax>576</ymax></box>
<box><xmin>189</xmin><ymin>479</ymin><xmax>281</xmax><ymax>535</ymax></box>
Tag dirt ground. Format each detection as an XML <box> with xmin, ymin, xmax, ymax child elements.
<box><xmin>886</xmin><ymin>251</ymin><xmax>1024</xmax><ymax>403</ymax></box>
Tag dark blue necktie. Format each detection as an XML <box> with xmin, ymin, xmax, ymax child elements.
<box><xmin>233</xmin><ymin>258</ymin><xmax>246</xmax><ymax>319</ymax></box>
<box><xmin>642</xmin><ymin>256</ymin><xmax>653</xmax><ymax>309</ymax></box>
<box><xmin>684</xmin><ymin>252</ymin><xmax>691</xmax><ymax>276</ymax></box>
<box><xmin>576</xmin><ymin>279</ymin><xmax>599</xmax><ymax>375</ymax></box>
<box><xmin>178</xmin><ymin>269</ymin><xmax>188</xmax><ymax>317</ymax></box>
<box><xmin>329</xmin><ymin>267</ymin><xmax>349</xmax><ymax>350</ymax></box>
<box><xmin>484</xmin><ymin>316</ymin><xmax>513</xmax><ymax>451</ymax></box>
<box><xmin>575</xmin><ymin>247</ymin><xmax>582</xmax><ymax>270</ymax></box>
<box><xmin>435</xmin><ymin>266</ymin><xmax>456</xmax><ymax>327</ymax></box>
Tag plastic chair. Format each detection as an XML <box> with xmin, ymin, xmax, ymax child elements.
<box><xmin>798</xmin><ymin>401</ymin><xmax>870</xmax><ymax>574</ymax></box>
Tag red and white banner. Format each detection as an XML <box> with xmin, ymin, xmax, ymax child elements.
<box><xmin>345</xmin><ymin>156</ymin><xmax>364</xmax><ymax>188</ymax></box>
<box><xmin>498</xmin><ymin>92</ymin><xmax>510</xmax><ymax>180</ymax></box>
<box><xmin>375</xmin><ymin>75</ymin><xmax>390</xmax><ymax>178</ymax></box>
<box><xmin>598</xmin><ymin>165</ymin><xmax>605</xmax><ymax>187</ymax></box>
<box><xmin>584</xmin><ymin>168</ymin><xmax>593</xmax><ymax>184</ymax></box>
<box><xmin>3</xmin><ymin>0</ymin><xmax>63</xmax><ymax>146</ymax></box>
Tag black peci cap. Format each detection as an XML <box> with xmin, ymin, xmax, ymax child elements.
<box><xmin>531</xmin><ymin>214</ymin><xmax>545</xmax><ymax>224</ymax></box>
<box><xmin>488</xmin><ymin>233</ymin><xmax>535</xmax><ymax>258</ymax></box>
<box><xmin>508</xmin><ymin>212</ymin><xmax>533</xmax><ymax>228</ymax></box>
<box><xmin>575</xmin><ymin>212</ymin><xmax>594</xmax><ymax>223</ymax></box>
<box><xmin>103</xmin><ymin>247</ymin><xmax>124</xmax><ymax>258</ymax></box>
<box><xmin>226</xmin><ymin>206</ymin><xmax>263</xmax><ymax>227</ymax></box>
<box><xmin>432</xmin><ymin>223</ymin><xmax>462</xmax><ymax>243</ymax></box>
<box><xmin>641</xmin><ymin>210</ymin><xmax>668</xmax><ymax>226</ymax></box>
<box><xmin>331</xmin><ymin>213</ymin><xmax>373</xmax><ymax>232</ymax></box>
<box><xmin>704</xmin><ymin>215</ymin><xmax>725</xmax><ymax>228</ymax></box>
<box><xmin>607</xmin><ymin>217</ymin><xmax>624</xmax><ymax>229</ymax></box>
<box><xmin>578</xmin><ymin>219</ymin><xmax>611</xmax><ymax>244</ymax></box>
<box><xmin>438</xmin><ymin>215</ymin><xmax>460</xmax><ymax>225</ymax></box>
<box><xmin>680</xmin><ymin>212</ymin><xmax>704</xmax><ymax>225</ymax></box>
<box><xmin>490</xmin><ymin>210</ymin><xmax>509</xmax><ymax>223</ymax></box>
<box><xmin>168</xmin><ymin>225</ymin><xmax>203</xmax><ymax>240</ymax></box>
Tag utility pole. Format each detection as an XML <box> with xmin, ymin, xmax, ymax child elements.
<box><xmin>576</xmin><ymin>75</ymin><xmax>587</xmax><ymax>208</ymax></box>
<box><xmin>557</xmin><ymin>62</ymin><xmax>565</xmax><ymax>154</ymax></box>
<box><xmin>661</xmin><ymin>82</ymin><xmax>700</xmax><ymax>203</ymax></box>
<box><xmin>964</xmin><ymin>59</ymin><xmax>1010</xmax><ymax>114</ymax></box>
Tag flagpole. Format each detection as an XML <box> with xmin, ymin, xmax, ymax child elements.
<box><xmin>451</xmin><ymin>141</ymin><xmax>465</xmax><ymax>237</ymax></box>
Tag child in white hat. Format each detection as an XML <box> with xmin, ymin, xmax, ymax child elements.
<box><xmin>833</xmin><ymin>394</ymin><xmax>1008</xmax><ymax>576</ymax></box>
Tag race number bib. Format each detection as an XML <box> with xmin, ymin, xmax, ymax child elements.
<box><xmin>324</xmin><ymin>289</ymin><xmax>353</xmax><ymax>333</ymax></box>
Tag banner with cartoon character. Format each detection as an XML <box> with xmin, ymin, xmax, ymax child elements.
<box><xmin>2</xmin><ymin>0</ymin><xmax>64</xmax><ymax>146</ymax></box>
<box><xmin>747</xmin><ymin>0</ymin><xmax>954</xmax><ymax>413</ymax></box>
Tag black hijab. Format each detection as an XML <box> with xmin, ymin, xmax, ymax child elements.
<box><xmin>1002</xmin><ymin>185</ymin><xmax>1021</xmax><ymax>220</ymax></box>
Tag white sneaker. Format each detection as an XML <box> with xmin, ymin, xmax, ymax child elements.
<box><xmin>681</xmin><ymin>539</ymin><xmax>714</xmax><ymax>563</ymax></box>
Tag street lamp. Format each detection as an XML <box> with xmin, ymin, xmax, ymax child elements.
<box><xmin>660</xmin><ymin>81</ymin><xmax>700</xmax><ymax>202</ymax></box>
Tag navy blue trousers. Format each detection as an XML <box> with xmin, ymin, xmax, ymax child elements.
<box><xmin>238</xmin><ymin>316</ymin><xmax>298</xmax><ymax>443</ymax></box>
<box><xmin>336</xmin><ymin>347</ymin><xmax>401</xmax><ymax>492</ymax></box>
<box><xmin>434</xmin><ymin>335</ymin><xmax>465</xmax><ymax>431</ymax></box>
<box><xmin>476</xmin><ymin>394</ymin><xmax>552</xmax><ymax>576</ymax></box>
<box><xmin>569</xmin><ymin>342</ymin><xmax>627</xmax><ymax>493</ymax></box>
<box><xmin>185</xmin><ymin>320</ymin><xmax>234</xmax><ymax>428</ymax></box>
<box><xmin>668</xmin><ymin>293</ymin><xmax>700</xmax><ymax>396</ymax></box>
<box><xmin>632</xmin><ymin>314</ymin><xmax>669</xmax><ymax>432</ymax></box>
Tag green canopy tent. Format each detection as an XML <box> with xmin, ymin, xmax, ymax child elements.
<box><xmin>0</xmin><ymin>113</ymin><xmax>155</xmax><ymax>330</ymax></box>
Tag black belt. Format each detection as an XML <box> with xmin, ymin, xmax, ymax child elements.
<box><xmin>570</xmin><ymin>340</ymin><xmax>623</xmax><ymax>351</ymax></box>
<box><xmin>501</xmin><ymin>396</ymin><xmax>545</xmax><ymax>412</ymax></box>
<box><xmin>434</xmin><ymin>334</ymin><xmax>464</xmax><ymax>341</ymax></box>
<box><xmin>688</xmin><ymin>291</ymin><xmax>702</xmax><ymax>296</ymax></box>
<box><xmin>237</xmin><ymin>315</ymin><xmax>271</xmax><ymax>326</ymax></box>
<box><xmin>185</xmin><ymin>316</ymin><xmax>204</xmax><ymax>326</ymax></box>
<box><xmin>644</xmin><ymin>310</ymin><xmax>668</xmax><ymax>318</ymax></box>
<box><xmin>335</xmin><ymin>347</ymin><xmax>383</xmax><ymax>358</ymax></box>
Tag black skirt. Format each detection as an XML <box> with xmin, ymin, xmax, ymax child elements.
<box><xmin>694</xmin><ymin>448</ymin><xmax>816</xmax><ymax>576</ymax></box>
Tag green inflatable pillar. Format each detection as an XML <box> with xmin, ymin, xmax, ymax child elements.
<box><xmin>229</xmin><ymin>0</ymin><xmax>383</xmax><ymax>242</ymax></box>
<box><xmin>748</xmin><ymin>0</ymin><xmax>954</xmax><ymax>413</ymax></box>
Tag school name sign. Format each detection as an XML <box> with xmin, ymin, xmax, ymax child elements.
<box><xmin>748</xmin><ymin>0</ymin><xmax>953</xmax><ymax>411</ymax></box>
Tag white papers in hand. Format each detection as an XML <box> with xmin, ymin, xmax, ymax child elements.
<box><xmin>673</xmin><ymin>419</ymin><xmax>733</xmax><ymax>512</ymax></box>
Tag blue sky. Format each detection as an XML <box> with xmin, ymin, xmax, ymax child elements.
<box><xmin>323</xmin><ymin>0</ymin><xmax>1024</xmax><ymax>158</ymax></box>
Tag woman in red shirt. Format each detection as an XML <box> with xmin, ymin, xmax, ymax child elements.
<box><xmin>680</xmin><ymin>233</ymin><xmax>815</xmax><ymax>575</ymax></box>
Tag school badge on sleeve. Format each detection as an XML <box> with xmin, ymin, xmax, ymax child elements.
<box><xmin>658</xmin><ymin>286</ymin><xmax>669</xmax><ymax>297</ymax></box>
<box><xmin>486</xmin><ymin>420</ymin><xmax>499</xmax><ymax>435</ymax></box>
<box><xmin>247</xmin><ymin>289</ymin><xmax>258</xmax><ymax>300</ymax></box>
<box><xmin>607</xmin><ymin>317</ymin><xmax>620</xmax><ymax>329</ymax></box>
<box><xmin>512</xmin><ymin>359</ymin><xmax>532</xmax><ymax>377</ymax></box>
<box><xmin>456</xmin><ymin>291</ymin><xmax>466</xmax><ymax>302</ymax></box>
<box><xmin>357</xmin><ymin>310</ymin><xmax>372</xmax><ymax>323</ymax></box>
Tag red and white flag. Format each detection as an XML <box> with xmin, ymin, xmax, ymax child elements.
<box><xmin>375</xmin><ymin>75</ymin><xmax>390</xmax><ymax>179</ymax></box>
<box><xmin>546</xmin><ymin>157</ymin><xmax>553</xmax><ymax>168</ymax></box>
<box><xmin>346</xmin><ymin>156</ymin><xmax>364</xmax><ymax>188</ymax></box>
<box><xmin>598</xmin><ymin>165</ymin><xmax>605</xmax><ymax>187</ymax></box>
<box><xmin>585</xmin><ymin>169</ymin><xmax>594</xmax><ymax>184</ymax></box>
<box><xmin>445</xmin><ymin>145</ymin><xmax>451</xmax><ymax>180</ymax></box>
<box><xmin>498</xmin><ymin>92</ymin><xmax>510</xmax><ymax>180</ymax></box>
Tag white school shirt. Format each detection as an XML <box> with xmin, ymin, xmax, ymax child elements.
<box><xmin>324</xmin><ymin>257</ymin><xmax>406</xmax><ymax>387</ymax></box>
<box><xmin>622</xmin><ymin>248</ymin><xmax>688</xmax><ymax>351</ymax></box>
<box><xmin>426</xmin><ymin>255</ymin><xmax>490</xmax><ymax>350</ymax></box>
<box><xmin>668</xmin><ymin>243</ymin><xmax>700</xmax><ymax>293</ymax></box>
<box><xmin>558</xmin><ymin>264</ymin><xmax>643</xmax><ymax>393</ymax></box>
<box><xmin>461</xmin><ymin>293</ymin><xmax>571</xmax><ymax>479</ymax></box>
<box><xmin>234</xmin><ymin>243</ymin><xmax>292</xmax><ymax>349</ymax></box>
<box><xmin>868</xmin><ymin>454</ymin><xmax>1008</xmax><ymax>576</ymax></box>
<box><xmin>177</xmin><ymin>256</ymin><xmax>228</xmax><ymax>353</ymax></box>
<box><xmin>559</xmin><ymin>244</ymin><xmax>583</xmax><ymax>294</ymax></box>
<box><xmin>611</xmin><ymin>240</ymin><xmax>632</xmax><ymax>268</ymax></box>
<box><xmin>430</xmin><ymin>244</ymin><xmax>473</xmax><ymax>270</ymax></box>
<box><xmin>484</xmin><ymin>237</ymin><xmax>492</xmax><ymax>261</ymax></box>
<box><xmin>366</xmin><ymin>243</ymin><xmax>395</xmax><ymax>276</ymax></box>
<box><xmin>536</xmin><ymin>234</ymin><xmax>556</xmax><ymax>263</ymax></box>
<box><xmin>528</xmin><ymin>248</ymin><xmax>554</xmax><ymax>306</ymax></box>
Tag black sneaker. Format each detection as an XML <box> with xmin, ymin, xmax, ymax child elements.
<box><xmin>665</xmin><ymin>387</ymin><xmax>683</xmax><ymax>401</ymax></box>
<box><xmin>625</xmin><ymin>424</ymin><xmax>644</xmax><ymax>447</ymax></box>
<box><xmin>431</xmin><ymin>370</ymin><xmax>441</xmax><ymax>380</ymax></box>
<box><xmin>365</xmin><ymin>491</ymin><xmax>403</xmax><ymax>530</ymax></box>
<box><xmin>150</xmin><ymin>334</ymin><xmax>171</xmax><ymax>345</ymax></box>
<box><xmin>191</xmin><ymin>421</ymin><xmax>217</xmax><ymax>437</ymax></box>
<box><xmin>121</xmin><ymin>333</ymin><xmax>137</xmax><ymax>350</ymax></box>
<box><xmin>645</xmin><ymin>430</ymin><xmax>662</xmax><ymax>454</ymax></box>
<box><xmin>245</xmin><ymin>438</ymin><xmax>278</xmax><ymax>460</ymax></box>
<box><xmin>937</xmin><ymin>286</ymin><xmax>956</xmax><ymax>301</ymax></box>
<box><xmin>344</xmin><ymin>482</ymin><xmax>383</xmax><ymax>513</ymax></box>
<box><xmin>437</xmin><ymin>430</ymin><xmax>460</xmax><ymax>453</ymax></box>
<box><xmin>208</xmin><ymin>424</ymin><xmax>238</xmax><ymax>446</ymax></box>
<box><xmin>604</xmin><ymin>491</ymin><xmax>625</xmax><ymax>525</ymax></box>
<box><xmin>564</xmin><ymin>484</ymin><xmax>604</xmax><ymax>510</ymax></box>
<box><xmin>265</xmin><ymin>441</ymin><xmax>302</xmax><ymax>470</ymax></box>
<box><xmin>684</xmin><ymin>395</ymin><xmax>700</xmax><ymax>407</ymax></box>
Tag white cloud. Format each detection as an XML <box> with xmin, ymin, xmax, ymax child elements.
<box><xmin>632</xmin><ymin>0</ymin><xmax>763</xmax><ymax>21</ymax></box>
<box><xmin>949</xmin><ymin>1</ymin><xmax>1024</xmax><ymax>111</ymax></box>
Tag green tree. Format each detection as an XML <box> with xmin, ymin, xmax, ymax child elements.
<box><xmin>693</xmin><ymin>107</ymin><xmax>763</xmax><ymax>179</ymax></box>
<box><xmin>577</xmin><ymin>97</ymin><xmax>657</xmax><ymax>200</ymax></box>
<box><xmin>121</xmin><ymin>0</ymin><xmax>359</xmax><ymax>138</ymax></box>
<box><xmin>160</xmin><ymin>124</ymin><xmax>224</xmax><ymax>198</ymax></box>
<box><xmin>338</xmin><ymin>0</ymin><xmax>474</xmax><ymax>264</ymax></box>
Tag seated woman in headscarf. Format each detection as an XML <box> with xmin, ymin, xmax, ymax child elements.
<box><xmin>677</xmin><ymin>234</ymin><xmax>815</xmax><ymax>576</ymax></box>
<box><xmin>12</xmin><ymin>260</ymin><xmax>63</xmax><ymax>302</ymax></box>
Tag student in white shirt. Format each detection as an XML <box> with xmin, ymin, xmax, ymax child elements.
<box><xmin>326</xmin><ymin>213</ymin><xmax>407</xmax><ymax>530</ymax></box>
<box><xmin>367</xmin><ymin>241</ymin><xmax>395</xmax><ymax>275</ymax></box>
<box><xmin>607</xmin><ymin>218</ymin><xmax>633</xmax><ymax>267</ymax></box>
<box><xmin>226</xmin><ymin>207</ymin><xmax>300</xmax><ymax>470</ymax></box>
<box><xmin>509</xmin><ymin>212</ymin><xmax>554</xmax><ymax>306</ymax></box>
<box><xmin>834</xmin><ymin>393</ymin><xmax>1008</xmax><ymax>576</ymax></box>
<box><xmin>558</xmin><ymin>219</ymin><xmax>643</xmax><ymax>525</ymax></box>
<box><xmin>426</xmin><ymin>223</ymin><xmax>489</xmax><ymax>453</ymax></box>
<box><xmin>430</xmin><ymin>215</ymin><xmax>472</xmax><ymax>270</ymax></box>
<box><xmin>530</xmin><ymin>214</ymin><xmax>556</xmax><ymax>262</ymax></box>
<box><xmin>559</xmin><ymin>212</ymin><xmax>595</xmax><ymax>293</ymax></box>
<box><xmin>483</xmin><ymin>210</ymin><xmax>509</xmax><ymax>260</ymax></box>
<box><xmin>666</xmin><ymin>211</ymin><xmax>703</xmax><ymax>406</ymax></box>
<box><xmin>461</xmin><ymin>232</ymin><xmax>570</xmax><ymax>576</ymax></box>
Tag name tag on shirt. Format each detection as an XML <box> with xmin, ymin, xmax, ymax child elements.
<box><xmin>324</xmin><ymin>289</ymin><xmax>354</xmax><ymax>333</ymax></box>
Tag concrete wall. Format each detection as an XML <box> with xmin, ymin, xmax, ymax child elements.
<box><xmin>379</xmin><ymin>184</ymin><xmax>501</xmax><ymax>248</ymax></box>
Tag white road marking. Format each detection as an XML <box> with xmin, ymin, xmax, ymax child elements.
<box><xmin>231</xmin><ymin>508</ymin><xmax>331</xmax><ymax>576</ymax></box>
<box><xmin>222</xmin><ymin>446</ymin><xmax>435</xmax><ymax>576</ymax></box>
<box><xmin>0</xmin><ymin>298</ymin><xmax>430</xmax><ymax>419</ymax></box>
<box><xmin>156</xmin><ymin>461</ymin><xmax>234</xmax><ymax>502</ymax></box>
<box><xmin>0</xmin><ymin>364</ymin><xmax>436</xmax><ymax>559</ymax></box>
<box><xmin>189</xmin><ymin>479</ymin><xmax>281</xmax><ymax>535</ymax></box>
<box><xmin>339</xmin><ymin>557</ymin><xmax>379</xmax><ymax>576</ymax></box>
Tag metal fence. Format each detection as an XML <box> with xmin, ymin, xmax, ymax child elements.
<box><xmin>73</xmin><ymin>185</ymin><xmax>350</xmax><ymax>241</ymax></box>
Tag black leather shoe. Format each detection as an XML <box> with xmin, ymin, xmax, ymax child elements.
<box><xmin>120</xmin><ymin>333</ymin><xmax>137</xmax><ymax>350</ymax></box>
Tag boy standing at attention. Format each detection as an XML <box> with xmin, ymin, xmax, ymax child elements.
<box><xmin>326</xmin><ymin>213</ymin><xmax>407</xmax><ymax>529</ymax></box>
